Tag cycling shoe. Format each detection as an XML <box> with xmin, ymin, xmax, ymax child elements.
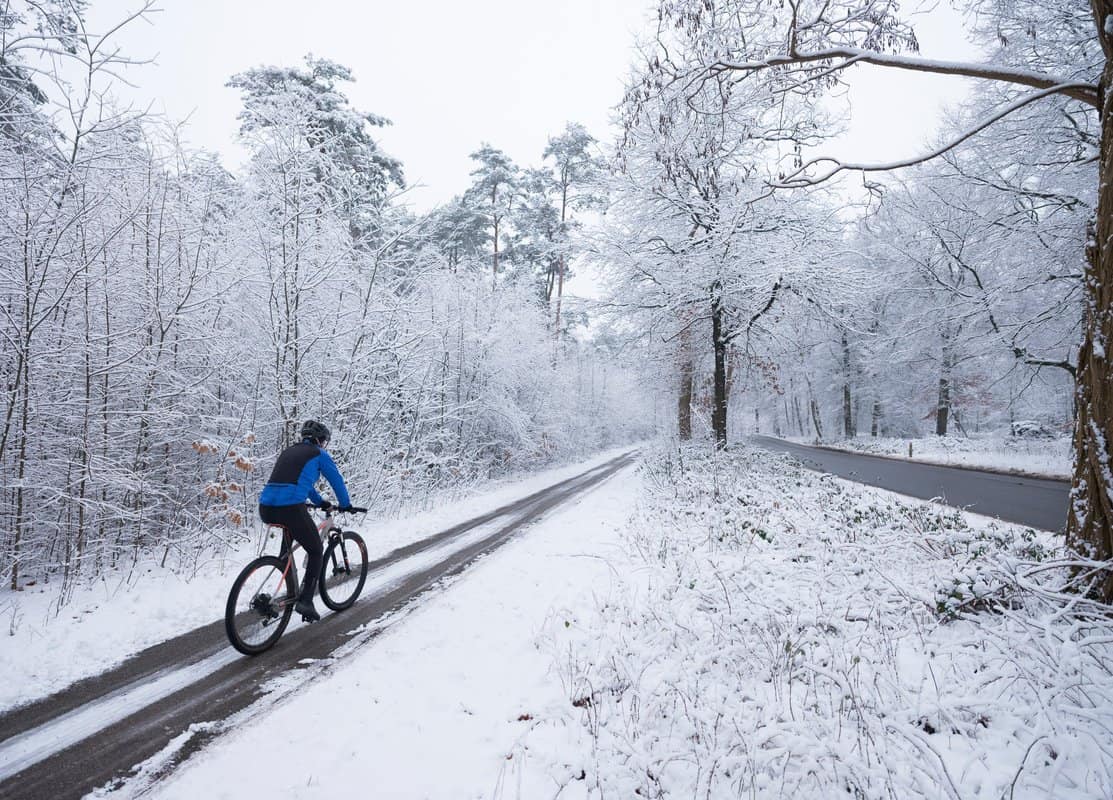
<box><xmin>295</xmin><ymin>599</ymin><xmax>321</xmax><ymax>623</ymax></box>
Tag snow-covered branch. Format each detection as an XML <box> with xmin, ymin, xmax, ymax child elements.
<box><xmin>775</xmin><ymin>83</ymin><xmax>1094</xmax><ymax>187</ymax></box>
<box><xmin>710</xmin><ymin>48</ymin><xmax>1098</xmax><ymax>108</ymax></box>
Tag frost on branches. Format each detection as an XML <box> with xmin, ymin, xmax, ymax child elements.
<box><xmin>0</xmin><ymin>7</ymin><xmax>651</xmax><ymax>599</ymax></box>
<box><xmin>533</xmin><ymin>445</ymin><xmax>1112</xmax><ymax>798</ymax></box>
<box><xmin>635</xmin><ymin>0</ymin><xmax>1110</xmax><ymax>584</ymax></box>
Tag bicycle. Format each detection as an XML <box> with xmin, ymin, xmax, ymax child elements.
<box><xmin>225</xmin><ymin>504</ymin><xmax>370</xmax><ymax>655</ymax></box>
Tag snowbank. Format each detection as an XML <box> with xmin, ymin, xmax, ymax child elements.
<box><xmin>523</xmin><ymin>444</ymin><xmax>1110</xmax><ymax>798</ymax></box>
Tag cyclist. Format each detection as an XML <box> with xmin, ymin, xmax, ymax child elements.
<box><xmin>258</xmin><ymin>420</ymin><xmax>352</xmax><ymax>622</ymax></box>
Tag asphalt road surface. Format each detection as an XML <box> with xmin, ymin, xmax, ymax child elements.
<box><xmin>0</xmin><ymin>450</ymin><xmax>637</xmax><ymax>800</ymax></box>
<box><xmin>751</xmin><ymin>436</ymin><xmax>1069</xmax><ymax>532</ymax></box>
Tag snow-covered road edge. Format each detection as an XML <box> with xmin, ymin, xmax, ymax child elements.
<box><xmin>778</xmin><ymin>434</ymin><xmax>1071</xmax><ymax>480</ymax></box>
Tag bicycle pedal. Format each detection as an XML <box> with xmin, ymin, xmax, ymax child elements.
<box><xmin>301</xmin><ymin>613</ymin><xmax>318</xmax><ymax>623</ymax></box>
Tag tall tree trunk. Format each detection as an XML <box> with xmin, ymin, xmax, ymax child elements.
<box><xmin>936</xmin><ymin>333</ymin><xmax>951</xmax><ymax>437</ymax></box>
<box><xmin>711</xmin><ymin>284</ymin><xmax>728</xmax><ymax>448</ymax></box>
<box><xmin>11</xmin><ymin>375</ymin><xmax>28</xmax><ymax>590</ymax></box>
<box><xmin>553</xmin><ymin>180</ymin><xmax>569</xmax><ymax>341</ymax></box>
<box><xmin>678</xmin><ymin>326</ymin><xmax>693</xmax><ymax>441</ymax></box>
<box><xmin>841</xmin><ymin>331</ymin><xmax>855</xmax><ymax>438</ymax></box>
<box><xmin>805</xmin><ymin>376</ymin><xmax>823</xmax><ymax>440</ymax></box>
<box><xmin>553</xmin><ymin>255</ymin><xmax>565</xmax><ymax>340</ymax></box>
<box><xmin>491</xmin><ymin>185</ymin><xmax>500</xmax><ymax>285</ymax></box>
<box><xmin>1068</xmin><ymin>3</ymin><xmax>1113</xmax><ymax>596</ymax></box>
<box><xmin>76</xmin><ymin>220</ymin><xmax>94</xmax><ymax>571</ymax></box>
<box><xmin>936</xmin><ymin>376</ymin><xmax>951</xmax><ymax>436</ymax></box>
<box><xmin>11</xmin><ymin>247</ymin><xmax>32</xmax><ymax>590</ymax></box>
<box><xmin>544</xmin><ymin>261</ymin><xmax>556</xmax><ymax>302</ymax></box>
<box><xmin>871</xmin><ymin>398</ymin><xmax>882</xmax><ymax>437</ymax></box>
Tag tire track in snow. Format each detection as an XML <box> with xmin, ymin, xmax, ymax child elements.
<box><xmin>0</xmin><ymin>451</ymin><xmax>637</xmax><ymax>800</ymax></box>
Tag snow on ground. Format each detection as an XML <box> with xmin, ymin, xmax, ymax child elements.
<box><xmin>0</xmin><ymin>513</ymin><xmax>567</xmax><ymax>785</ymax></box>
<box><xmin>12</xmin><ymin>440</ymin><xmax>1106</xmax><ymax>799</ymax></box>
<box><xmin>0</xmin><ymin>445</ymin><xmax>637</xmax><ymax>715</ymax></box>
<box><xmin>138</xmin><ymin>460</ymin><xmax>642</xmax><ymax>800</ymax></box>
<box><xmin>123</xmin><ymin>442</ymin><xmax>1109</xmax><ymax>800</ymax></box>
<box><xmin>787</xmin><ymin>433</ymin><xmax>1071</xmax><ymax>478</ymax></box>
<box><xmin>508</xmin><ymin>444</ymin><xmax>1111</xmax><ymax>798</ymax></box>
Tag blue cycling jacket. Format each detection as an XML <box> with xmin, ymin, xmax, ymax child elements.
<box><xmin>259</xmin><ymin>439</ymin><xmax>352</xmax><ymax>508</ymax></box>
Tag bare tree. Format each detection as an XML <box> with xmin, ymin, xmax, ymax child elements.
<box><xmin>649</xmin><ymin>0</ymin><xmax>1112</xmax><ymax>592</ymax></box>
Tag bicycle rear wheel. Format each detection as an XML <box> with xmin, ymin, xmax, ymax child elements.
<box><xmin>226</xmin><ymin>555</ymin><xmax>296</xmax><ymax>655</ymax></box>
<box><xmin>319</xmin><ymin>531</ymin><xmax>369</xmax><ymax>611</ymax></box>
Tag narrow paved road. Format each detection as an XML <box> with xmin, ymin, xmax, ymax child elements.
<box><xmin>751</xmin><ymin>436</ymin><xmax>1069</xmax><ymax>532</ymax></box>
<box><xmin>0</xmin><ymin>451</ymin><xmax>637</xmax><ymax>800</ymax></box>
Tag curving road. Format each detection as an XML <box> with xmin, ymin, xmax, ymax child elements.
<box><xmin>0</xmin><ymin>451</ymin><xmax>637</xmax><ymax>800</ymax></box>
<box><xmin>751</xmin><ymin>436</ymin><xmax>1069</xmax><ymax>532</ymax></box>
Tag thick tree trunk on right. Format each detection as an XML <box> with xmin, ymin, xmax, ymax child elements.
<box><xmin>1068</xmin><ymin>3</ymin><xmax>1113</xmax><ymax>599</ymax></box>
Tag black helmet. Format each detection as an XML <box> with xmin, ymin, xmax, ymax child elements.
<box><xmin>300</xmin><ymin>420</ymin><xmax>331</xmax><ymax>445</ymax></box>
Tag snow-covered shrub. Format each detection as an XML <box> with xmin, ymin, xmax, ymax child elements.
<box><xmin>533</xmin><ymin>443</ymin><xmax>1112</xmax><ymax>799</ymax></box>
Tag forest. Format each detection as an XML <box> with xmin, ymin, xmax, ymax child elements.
<box><xmin>0</xmin><ymin>0</ymin><xmax>1096</xmax><ymax>596</ymax></box>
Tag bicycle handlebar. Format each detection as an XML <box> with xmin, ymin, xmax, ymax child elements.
<box><xmin>305</xmin><ymin>503</ymin><xmax>368</xmax><ymax>514</ymax></box>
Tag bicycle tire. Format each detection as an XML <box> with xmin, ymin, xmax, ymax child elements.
<box><xmin>319</xmin><ymin>531</ymin><xmax>368</xmax><ymax>611</ymax></box>
<box><xmin>225</xmin><ymin>555</ymin><xmax>296</xmax><ymax>655</ymax></box>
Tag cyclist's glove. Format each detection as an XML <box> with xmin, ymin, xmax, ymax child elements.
<box><xmin>318</xmin><ymin>500</ymin><xmax>333</xmax><ymax>511</ymax></box>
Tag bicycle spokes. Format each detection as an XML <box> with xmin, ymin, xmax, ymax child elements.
<box><xmin>226</xmin><ymin>556</ymin><xmax>297</xmax><ymax>655</ymax></box>
<box><xmin>319</xmin><ymin>531</ymin><xmax>368</xmax><ymax>611</ymax></box>
<box><xmin>225</xmin><ymin>513</ymin><xmax>369</xmax><ymax>655</ymax></box>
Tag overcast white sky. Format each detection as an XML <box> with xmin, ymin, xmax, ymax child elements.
<box><xmin>85</xmin><ymin>0</ymin><xmax>983</xmax><ymax>213</ymax></box>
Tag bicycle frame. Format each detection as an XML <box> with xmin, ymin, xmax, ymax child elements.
<box><xmin>264</xmin><ymin>511</ymin><xmax>343</xmax><ymax>606</ymax></box>
<box><xmin>226</xmin><ymin>504</ymin><xmax>369</xmax><ymax>654</ymax></box>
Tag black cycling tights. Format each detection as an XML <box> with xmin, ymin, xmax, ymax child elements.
<box><xmin>258</xmin><ymin>504</ymin><xmax>323</xmax><ymax>603</ymax></box>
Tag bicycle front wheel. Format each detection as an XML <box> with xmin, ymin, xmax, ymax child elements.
<box><xmin>226</xmin><ymin>555</ymin><xmax>296</xmax><ymax>655</ymax></box>
<box><xmin>319</xmin><ymin>532</ymin><xmax>369</xmax><ymax>611</ymax></box>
